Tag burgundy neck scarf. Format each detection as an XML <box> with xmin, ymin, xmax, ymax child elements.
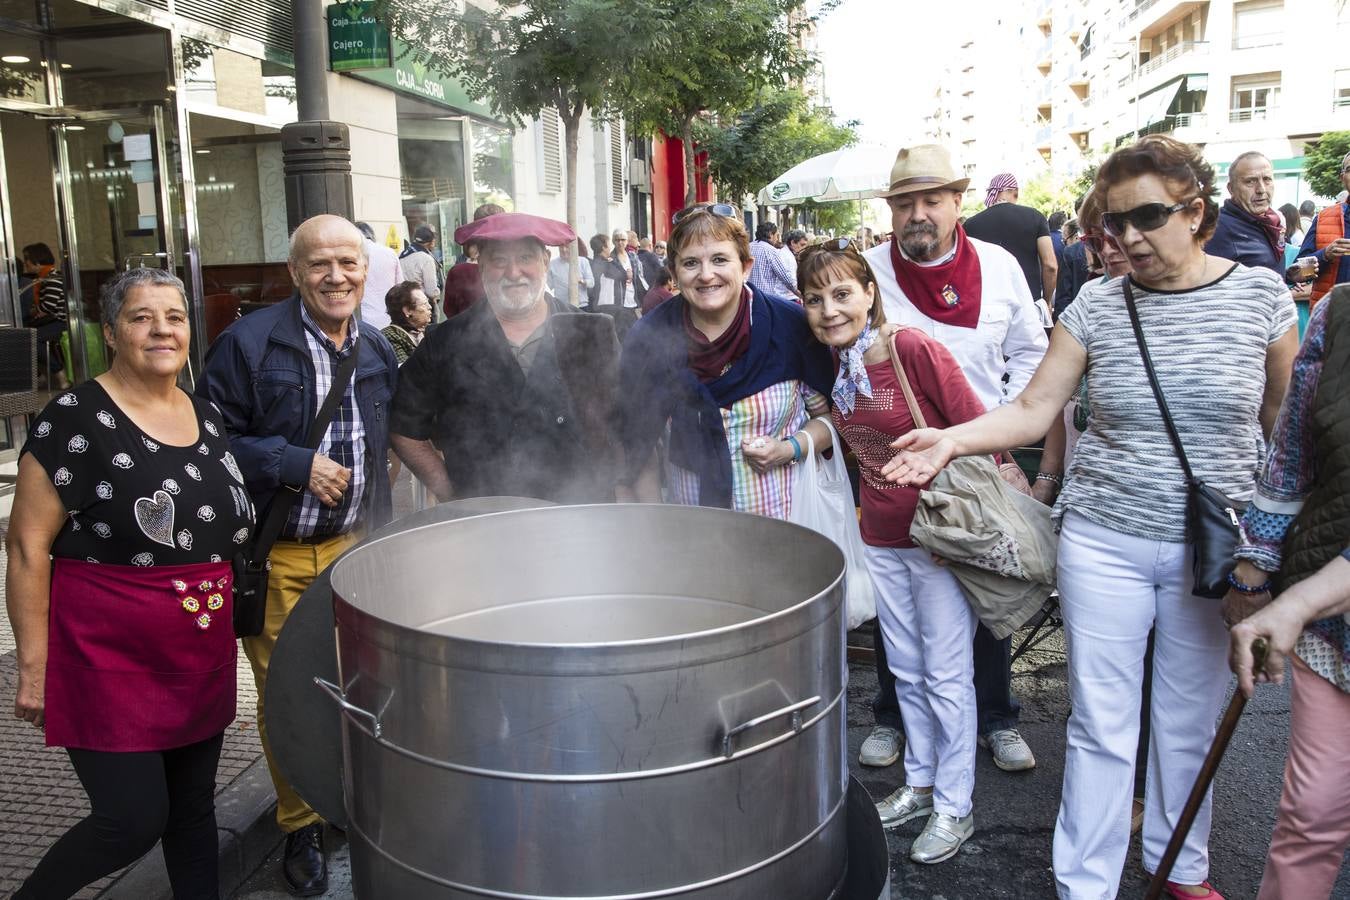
<box><xmin>685</xmin><ymin>287</ymin><xmax>752</xmax><ymax>383</ymax></box>
<box><xmin>888</xmin><ymin>224</ymin><xmax>983</xmax><ymax>328</ymax></box>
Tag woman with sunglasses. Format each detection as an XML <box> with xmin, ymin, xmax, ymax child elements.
<box><xmin>879</xmin><ymin>135</ymin><xmax>1299</xmax><ymax>900</ymax></box>
<box><xmin>797</xmin><ymin>238</ymin><xmax>987</xmax><ymax>864</ymax></box>
<box><xmin>615</xmin><ymin>204</ymin><xmax>834</xmax><ymax>518</ymax></box>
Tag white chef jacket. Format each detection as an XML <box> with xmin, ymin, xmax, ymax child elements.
<box><xmin>864</xmin><ymin>237</ymin><xmax>1048</xmax><ymax>411</ymax></box>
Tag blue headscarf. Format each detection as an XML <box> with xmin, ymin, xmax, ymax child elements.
<box><xmin>832</xmin><ymin>321</ymin><xmax>878</xmax><ymax>417</ymax></box>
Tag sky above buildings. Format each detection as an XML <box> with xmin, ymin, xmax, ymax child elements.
<box><xmin>817</xmin><ymin>0</ymin><xmax>974</xmax><ymax>151</ymax></box>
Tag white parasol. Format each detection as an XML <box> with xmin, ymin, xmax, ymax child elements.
<box><xmin>756</xmin><ymin>143</ymin><xmax>894</xmax><ymax>205</ymax></box>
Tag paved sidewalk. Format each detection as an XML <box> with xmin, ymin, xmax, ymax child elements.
<box><xmin>0</xmin><ymin>518</ymin><xmax>268</xmax><ymax>899</ymax></box>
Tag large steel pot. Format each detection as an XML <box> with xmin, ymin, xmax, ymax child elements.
<box><xmin>323</xmin><ymin>503</ymin><xmax>848</xmax><ymax>899</ymax></box>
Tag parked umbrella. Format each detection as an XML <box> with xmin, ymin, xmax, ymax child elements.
<box><xmin>757</xmin><ymin>144</ymin><xmax>894</xmax><ymax>230</ymax></box>
<box><xmin>1143</xmin><ymin>638</ymin><xmax>1269</xmax><ymax>900</ymax></box>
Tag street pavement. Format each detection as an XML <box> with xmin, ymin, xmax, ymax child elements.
<box><xmin>3</xmin><ymin>486</ymin><xmax>1348</xmax><ymax>898</ymax></box>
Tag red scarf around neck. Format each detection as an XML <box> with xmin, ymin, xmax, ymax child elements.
<box><xmin>685</xmin><ymin>287</ymin><xmax>752</xmax><ymax>383</ymax></box>
<box><xmin>888</xmin><ymin>224</ymin><xmax>982</xmax><ymax>328</ymax></box>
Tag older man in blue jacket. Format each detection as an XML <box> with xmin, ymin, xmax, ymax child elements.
<box><xmin>1206</xmin><ymin>151</ymin><xmax>1286</xmax><ymax>276</ymax></box>
<box><xmin>195</xmin><ymin>214</ymin><xmax>398</xmax><ymax>897</ymax></box>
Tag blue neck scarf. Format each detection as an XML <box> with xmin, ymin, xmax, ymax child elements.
<box><xmin>832</xmin><ymin>322</ymin><xmax>878</xmax><ymax>417</ymax></box>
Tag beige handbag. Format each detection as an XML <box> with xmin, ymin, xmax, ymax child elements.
<box><xmin>884</xmin><ymin>329</ymin><xmax>1055</xmax><ymax>639</ymax></box>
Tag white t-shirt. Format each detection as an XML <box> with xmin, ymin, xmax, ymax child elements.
<box><xmin>360</xmin><ymin>239</ymin><xmax>402</xmax><ymax>329</ymax></box>
<box><xmin>863</xmin><ymin>237</ymin><xmax>1049</xmax><ymax>411</ymax></box>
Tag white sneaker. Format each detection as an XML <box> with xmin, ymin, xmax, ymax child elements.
<box><xmin>858</xmin><ymin>725</ymin><xmax>901</xmax><ymax>767</ymax></box>
<box><xmin>874</xmin><ymin>785</ymin><xmax>933</xmax><ymax>830</ymax></box>
<box><xmin>979</xmin><ymin>728</ymin><xmax>1036</xmax><ymax>771</ymax></box>
<box><xmin>909</xmin><ymin>811</ymin><xmax>974</xmax><ymax>864</ymax></box>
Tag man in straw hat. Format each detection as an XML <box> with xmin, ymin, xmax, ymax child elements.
<box><xmin>859</xmin><ymin>144</ymin><xmax>1049</xmax><ymax>786</ymax></box>
<box><xmin>389</xmin><ymin>212</ymin><xmax>621</xmax><ymax>503</ymax></box>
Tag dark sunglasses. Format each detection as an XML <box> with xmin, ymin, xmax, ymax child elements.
<box><xmin>1101</xmin><ymin>199</ymin><xmax>1195</xmax><ymax>237</ymax></box>
<box><xmin>800</xmin><ymin>236</ymin><xmax>859</xmax><ymax>256</ymax></box>
<box><xmin>1079</xmin><ymin>230</ymin><xmax>1104</xmax><ymax>254</ymax></box>
<box><xmin>672</xmin><ymin>202</ymin><xmax>738</xmax><ymax>225</ymax></box>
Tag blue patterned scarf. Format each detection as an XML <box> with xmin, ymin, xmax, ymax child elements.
<box><xmin>832</xmin><ymin>322</ymin><xmax>878</xmax><ymax>417</ymax></box>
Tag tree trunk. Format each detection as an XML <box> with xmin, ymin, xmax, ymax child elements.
<box><xmin>564</xmin><ymin>107</ymin><xmax>581</xmax><ymax>307</ymax></box>
<box><xmin>682</xmin><ymin>117</ymin><xmax>697</xmax><ymax>207</ymax></box>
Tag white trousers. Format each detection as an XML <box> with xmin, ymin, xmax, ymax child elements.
<box><xmin>864</xmin><ymin>545</ymin><xmax>977</xmax><ymax>817</ymax></box>
<box><xmin>1052</xmin><ymin>511</ymin><xmax>1230</xmax><ymax>899</ymax></box>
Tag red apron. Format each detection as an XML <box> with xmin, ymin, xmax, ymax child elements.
<box><xmin>45</xmin><ymin>558</ymin><xmax>236</xmax><ymax>751</ymax></box>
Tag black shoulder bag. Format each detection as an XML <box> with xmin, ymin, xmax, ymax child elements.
<box><xmin>1123</xmin><ymin>280</ymin><xmax>1245</xmax><ymax>599</ymax></box>
<box><xmin>233</xmin><ymin>348</ymin><xmax>359</xmax><ymax>636</ymax></box>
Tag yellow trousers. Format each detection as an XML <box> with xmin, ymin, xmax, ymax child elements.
<box><xmin>241</xmin><ymin>532</ymin><xmax>359</xmax><ymax>832</ymax></box>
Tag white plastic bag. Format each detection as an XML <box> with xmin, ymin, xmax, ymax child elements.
<box><xmin>788</xmin><ymin>422</ymin><xmax>877</xmax><ymax>630</ymax></box>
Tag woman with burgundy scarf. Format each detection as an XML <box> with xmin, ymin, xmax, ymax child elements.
<box><xmin>615</xmin><ymin>204</ymin><xmax>834</xmax><ymax>518</ymax></box>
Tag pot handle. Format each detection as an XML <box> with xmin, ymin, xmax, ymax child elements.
<box><xmin>719</xmin><ymin>696</ymin><xmax>821</xmax><ymax>758</ymax></box>
<box><xmin>314</xmin><ymin>676</ymin><xmax>387</xmax><ymax>739</ymax></box>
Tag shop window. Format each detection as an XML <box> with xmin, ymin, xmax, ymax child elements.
<box><xmin>537</xmin><ymin>107</ymin><xmax>562</xmax><ymax>194</ymax></box>
<box><xmin>1230</xmin><ymin>72</ymin><xmax>1279</xmax><ymax>122</ymax></box>
<box><xmin>0</xmin><ymin>33</ymin><xmax>47</xmax><ymax>105</ymax></box>
<box><xmin>609</xmin><ymin>122</ymin><xmax>624</xmax><ymax>204</ymax></box>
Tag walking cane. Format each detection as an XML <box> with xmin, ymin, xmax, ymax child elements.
<box><xmin>1143</xmin><ymin>638</ymin><xmax>1269</xmax><ymax>900</ymax></box>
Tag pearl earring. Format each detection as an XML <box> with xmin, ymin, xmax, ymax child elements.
<box><xmin>1190</xmin><ymin>225</ymin><xmax>1197</xmax><ymax>233</ymax></box>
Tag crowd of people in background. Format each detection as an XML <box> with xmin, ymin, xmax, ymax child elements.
<box><xmin>7</xmin><ymin>134</ymin><xmax>1350</xmax><ymax>900</ymax></box>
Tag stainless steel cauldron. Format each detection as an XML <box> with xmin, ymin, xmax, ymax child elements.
<box><xmin>321</xmin><ymin>503</ymin><xmax>848</xmax><ymax>899</ymax></box>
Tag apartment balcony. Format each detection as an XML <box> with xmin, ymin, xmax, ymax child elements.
<box><xmin>1231</xmin><ymin>32</ymin><xmax>1282</xmax><ymax>50</ymax></box>
<box><xmin>1036</xmin><ymin>122</ymin><xmax>1053</xmax><ymax>148</ymax></box>
<box><xmin>1229</xmin><ymin>106</ymin><xmax>1276</xmax><ymax>124</ymax></box>
<box><xmin>1168</xmin><ymin>111</ymin><xmax>1209</xmax><ymax>141</ymax></box>
<box><xmin>1131</xmin><ymin>40</ymin><xmax>1208</xmax><ymax>94</ymax></box>
<box><xmin>1037</xmin><ymin>34</ymin><xmax>1054</xmax><ymax>73</ymax></box>
<box><xmin>1129</xmin><ymin>0</ymin><xmax>1207</xmax><ymax>40</ymax></box>
<box><xmin>1037</xmin><ymin>0</ymin><xmax>1053</xmax><ymax>31</ymax></box>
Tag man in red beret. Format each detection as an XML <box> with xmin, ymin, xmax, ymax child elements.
<box><xmin>389</xmin><ymin>212</ymin><xmax>621</xmax><ymax>502</ymax></box>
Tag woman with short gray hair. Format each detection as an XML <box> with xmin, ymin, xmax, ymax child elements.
<box><xmin>7</xmin><ymin>266</ymin><xmax>253</xmax><ymax>899</ymax></box>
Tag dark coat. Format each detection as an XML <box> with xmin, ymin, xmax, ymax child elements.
<box><xmin>1206</xmin><ymin>200</ymin><xmax>1285</xmax><ymax>276</ymax></box>
<box><xmin>389</xmin><ymin>296</ymin><xmax>621</xmax><ymax>503</ymax></box>
<box><xmin>195</xmin><ymin>294</ymin><xmax>400</xmax><ymax>529</ymax></box>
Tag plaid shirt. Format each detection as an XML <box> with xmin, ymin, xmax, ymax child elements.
<box><xmin>747</xmin><ymin>240</ymin><xmax>798</xmax><ymax>300</ymax></box>
<box><xmin>285</xmin><ymin>305</ymin><xmax>366</xmax><ymax>539</ymax></box>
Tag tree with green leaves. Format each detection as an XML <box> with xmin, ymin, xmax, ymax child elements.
<box><xmin>696</xmin><ymin>87</ymin><xmax>858</xmax><ymax>215</ymax></box>
<box><xmin>621</xmin><ymin>0</ymin><xmax>815</xmax><ymax>207</ymax></box>
<box><xmin>375</xmin><ymin>0</ymin><xmax>656</xmax><ymax>303</ymax></box>
<box><xmin>1304</xmin><ymin>131</ymin><xmax>1350</xmax><ymax>199</ymax></box>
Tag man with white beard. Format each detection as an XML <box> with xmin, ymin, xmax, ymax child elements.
<box><xmin>389</xmin><ymin>213</ymin><xmax>621</xmax><ymax>503</ymax></box>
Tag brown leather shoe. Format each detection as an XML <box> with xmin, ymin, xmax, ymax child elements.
<box><xmin>282</xmin><ymin>823</ymin><xmax>327</xmax><ymax>897</ymax></box>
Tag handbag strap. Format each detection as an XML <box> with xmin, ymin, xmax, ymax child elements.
<box><xmin>249</xmin><ymin>345</ymin><xmax>360</xmax><ymax>564</ymax></box>
<box><xmin>883</xmin><ymin>328</ymin><xmax>929</xmax><ymax>430</ymax></box>
<box><xmin>1122</xmin><ymin>279</ymin><xmax>1196</xmax><ymax>485</ymax></box>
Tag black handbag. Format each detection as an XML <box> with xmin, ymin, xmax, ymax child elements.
<box><xmin>233</xmin><ymin>349</ymin><xmax>359</xmax><ymax>637</ymax></box>
<box><xmin>1123</xmin><ymin>281</ymin><xmax>1246</xmax><ymax>599</ymax></box>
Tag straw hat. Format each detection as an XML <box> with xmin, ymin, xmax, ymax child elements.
<box><xmin>877</xmin><ymin>144</ymin><xmax>970</xmax><ymax>199</ymax></box>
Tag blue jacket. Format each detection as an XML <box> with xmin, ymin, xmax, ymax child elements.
<box><xmin>195</xmin><ymin>294</ymin><xmax>400</xmax><ymax>529</ymax></box>
<box><xmin>1206</xmin><ymin>200</ymin><xmax>1285</xmax><ymax>276</ymax></box>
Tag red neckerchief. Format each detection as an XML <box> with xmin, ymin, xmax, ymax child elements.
<box><xmin>685</xmin><ymin>287</ymin><xmax>752</xmax><ymax>383</ymax></box>
<box><xmin>888</xmin><ymin>224</ymin><xmax>982</xmax><ymax>328</ymax></box>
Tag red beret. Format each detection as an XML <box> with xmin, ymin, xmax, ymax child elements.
<box><xmin>454</xmin><ymin>212</ymin><xmax>576</xmax><ymax>248</ymax></box>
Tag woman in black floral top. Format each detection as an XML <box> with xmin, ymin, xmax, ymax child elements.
<box><xmin>8</xmin><ymin>268</ymin><xmax>253</xmax><ymax>900</ymax></box>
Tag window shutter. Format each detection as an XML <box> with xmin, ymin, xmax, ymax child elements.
<box><xmin>537</xmin><ymin>107</ymin><xmax>562</xmax><ymax>194</ymax></box>
<box><xmin>609</xmin><ymin>123</ymin><xmax>624</xmax><ymax>204</ymax></box>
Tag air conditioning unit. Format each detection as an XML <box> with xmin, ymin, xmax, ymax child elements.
<box><xmin>629</xmin><ymin>161</ymin><xmax>651</xmax><ymax>191</ymax></box>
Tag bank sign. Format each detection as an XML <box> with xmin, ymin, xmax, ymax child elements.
<box><xmin>348</xmin><ymin>38</ymin><xmax>501</xmax><ymax>123</ymax></box>
<box><xmin>327</xmin><ymin>1</ymin><xmax>391</xmax><ymax>72</ymax></box>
